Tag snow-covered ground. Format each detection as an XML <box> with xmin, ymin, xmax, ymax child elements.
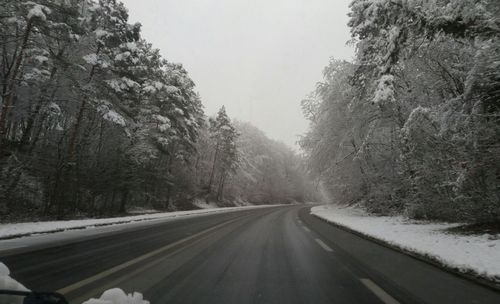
<box><xmin>311</xmin><ymin>204</ymin><xmax>500</xmax><ymax>283</ymax></box>
<box><xmin>192</xmin><ymin>199</ymin><xmax>220</xmax><ymax>209</ymax></box>
<box><xmin>0</xmin><ymin>204</ymin><xmax>279</xmax><ymax>240</ymax></box>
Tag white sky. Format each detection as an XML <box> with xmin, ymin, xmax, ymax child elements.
<box><xmin>121</xmin><ymin>0</ymin><xmax>354</xmax><ymax>148</ymax></box>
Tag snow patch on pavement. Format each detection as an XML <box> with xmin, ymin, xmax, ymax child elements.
<box><xmin>0</xmin><ymin>205</ymin><xmax>278</xmax><ymax>240</ymax></box>
<box><xmin>311</xmin><ymin>204</ymin><xmax>500</xmax><ymax>282</ymax></box>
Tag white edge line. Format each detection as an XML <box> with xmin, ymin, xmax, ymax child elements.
<box><xmin>360</xmin><ymin>278</ymin><xmax>400</xmax><ymax>304</ymax></box>
<box><xmin>314</xmin><ymin>238</ymin><xmax>334</xmax><ymax>252</ymax></box>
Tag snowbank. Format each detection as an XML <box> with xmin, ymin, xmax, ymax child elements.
<box><xmin>0</xmin><ymin>263</ymin><xmax>28</xmax><ymax>292</ymax></box>
<box><xmin>192</xmin><ymin>198</ymin><xmax>253</xmax><ymax>209</ymax></box>
<box><xmin>0</xmin><ymin>262</ymin><xmax>29</xmax><ymax>304</ymax></box>
<box><xmin>192</xmin><ymin>199</ymin><xmax>219</xmax><ymax>209</ymax></box>
<box><xmin>82</xmin><ymin>288</ymin><xmax>149</xmax><ymax>304</ymax></box>
<box><xmin>0</xmin><ymin>205</ymin><xmax>278</xmax><ymax>240</ymax></box>
<box><xmin>311</xmin><ymin>204</ymin><xmax>500</xmax><ymax>283</ymax></box>
<box><xmin>0</xmin><ymin>262</ymin><xmax>148</xmax><ymax>304</ymax></box>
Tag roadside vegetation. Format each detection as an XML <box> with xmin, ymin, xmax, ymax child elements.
<box><xmin>0</xmin><ymin>0</ymin><xmax>317</xmax><ymax>221</ymax></box>
<box><xmin>300</xmin><ymin>0</ymin><xmax>500</xmax><ymax>223</ymax></box>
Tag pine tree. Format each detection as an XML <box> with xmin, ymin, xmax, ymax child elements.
<box><xmin>207</xmin><ymin>106</ymin><xmax>239</xmax><ymax>201</ymax></box>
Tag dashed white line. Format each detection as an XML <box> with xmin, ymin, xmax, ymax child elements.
<box><xmin>314</xmin><ymin>238</ymin><xmax>334</xmax><ymax>252</ymax></box>
<box><xmin>360</xmin><ymin>278</ymin><xmax>400</xmax><ymax>304</ymax></box>
<box><xmin>303</xmin><ymin>226</ymin><xmax>311</xmax><ymax>232</ymax></box>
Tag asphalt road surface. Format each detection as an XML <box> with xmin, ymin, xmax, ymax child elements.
<box><xmin>1</xmin><ymin>205</ymin><xmax>499</xmax><ymax>304</ymax></box>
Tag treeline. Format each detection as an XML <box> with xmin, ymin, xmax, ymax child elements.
<box><xmin>300</xmin><ymin>0</ymin><xmax>499</xmax><ymax>223</ymax></box>
<box><xmin>230</xmin><ymin>120</ymin><xmax>316</xmax><ymax>205</ymax></box>
<box><xmin>0</xmin><ymin>0</ymin><xmax>316</xmax><ymax>221</ymax></box>
<box><xmin>195</xmin><ymin>109</ymin><xmax>317</xmax><ymax>206</ymax></box>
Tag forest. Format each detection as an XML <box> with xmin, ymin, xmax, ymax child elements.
<box><xmin>1</xmin><ymin>0</ymin><xmax>498</xmax><ymax>225</ymax></box>
<box><xmin>300</xmin><ymin>0</ymin><xmax>499</xmax><ymax>223</ymax></box>
<box><xmin>0</xmin><ymin>0</ymin><xmax>317</xmax><ymax>221</ymax></box>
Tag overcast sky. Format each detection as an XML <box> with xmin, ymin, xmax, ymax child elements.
<box><xmin>121</xmin><ymin>0</ymin><xmax>354</xmax><ymax>148</ymax></box>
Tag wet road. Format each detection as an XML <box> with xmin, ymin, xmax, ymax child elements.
<box><xmin>1</xmin><ymin>205</ymin><xmax>499</xmax><ymax>303</ymax></box>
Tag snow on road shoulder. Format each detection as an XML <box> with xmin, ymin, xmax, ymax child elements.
<box><xmin>0</xmin><ymin>205</ymin><xmax>280</xmax><ymax>240</ymax></box>
<box><xmin>311</xmin><ymin>204</ymin><xmax>500</xmax><ymax>283</ymax></box>
<box><xmin>192</xmin><ymin>199</ymin><xmax>219</xmax><ymax>209</ymax></box>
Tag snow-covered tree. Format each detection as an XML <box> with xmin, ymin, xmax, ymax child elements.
<box><xmin>301</xmin><ymin>0</ymin><xmax>499</xmax><ymax>222</ymax></box>
<box><xmin>206</xmin><ymin>106</ymin><xmax>239</xmax><ymax>201</ymax></box>
<box><xmin>0</xmin><ymin>0</ymin><xmax>207</xmax><ymax>218</ymax></box>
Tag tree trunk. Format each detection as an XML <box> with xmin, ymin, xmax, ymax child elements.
<box><xmin>66</xmin><ymin>51</ymin><xmax>99</xmax><ymax>163</ymax></box>
<box><xmin>0</xmin><ymin>20</ymin><xmax>33</xmax><ymax>154</ymax></box>
<box><xmin>67</xmin><ymin>98</ymin><xmax>88</xmax><ymax>162</ymax></box>
<box><xmin>19</xmin><ymin>64</ymin><xmax>60</xmax><ymax>148</ymax></box>
<box><xmin>119</xmin><ymin>189</ymin><xmax>128</xmax><ymax>213</ymax></box>
<box><xmin>216</xmin><ymin>171</ymin><xmax>227</xmax><ymax>202</ymax></box>
<box><xmin>207</xmin><ymin>142</ymin><xmax>220</xmax><ymax>192</ymax></box>
<box><xmin>164</xmin><ymin>155</ymin><xmax>173</xmax><ymax>209</ymax></box>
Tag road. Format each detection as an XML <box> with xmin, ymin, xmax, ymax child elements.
<box><xmin>1</xmin><ymin>205</ymin><xmax>499</xmax><ymax>304</ymax></box>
